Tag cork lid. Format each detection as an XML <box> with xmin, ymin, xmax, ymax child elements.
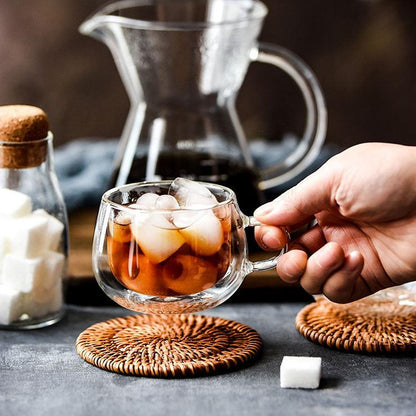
<box><xmin>0</xmin><ymin>105</ymin><xmax>50</xmax><ymax>168</ymax></box>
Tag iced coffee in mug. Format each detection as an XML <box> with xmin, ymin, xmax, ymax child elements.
<box><xmin>93</xmin><ymin>178</ymin><xmax>287</xmax><ymax>314</ymax></box>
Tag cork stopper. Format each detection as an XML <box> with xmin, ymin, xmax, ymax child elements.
<box><xmin>0</xmin><ymin>105</ymin><xmax>50</xmax><ymax>168</ymax></box>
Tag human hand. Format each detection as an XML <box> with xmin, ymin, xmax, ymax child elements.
<box><xmin>254</xmin><ymin>142</ymin><xmax>416</xmax><ymax>303</ymax></box>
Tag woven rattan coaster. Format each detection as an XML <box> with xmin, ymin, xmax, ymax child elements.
<box><xmin>76</xmin><ymin>314</ymin><xmax>262</xmax><ymax>377</ymax></box>
<box><xmin>296</xmin><ymin>295</ymin><xmax>416</xmax><ymax>354</ymax></box>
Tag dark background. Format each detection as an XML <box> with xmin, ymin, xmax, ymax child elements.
<box><xmin>0</xmin><ymin>0</ymin><xmax>415</xmax><ymax>149</ymax></box>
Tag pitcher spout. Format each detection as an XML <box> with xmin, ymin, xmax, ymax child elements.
<box><xmin>79</xmin><ymin>2</ymin><xmax>143</xmax><ymax>103</ymax></box>
<box><xmin>79</xmin><ymin>13</ymin><xmax>112</xmax><ymax>43</ymax></box>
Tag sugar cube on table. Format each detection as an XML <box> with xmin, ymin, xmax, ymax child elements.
<box><xmin>0</xmin><ymin>284</ymin><xmax>24</xmax><ymax>325</ymax></box>
<box><xmin>33</xmin><ymin>209</ymin><xmax>64</xmax><ymax>251</ymax></box>
<box><xmin>1</xmin><ymin>254</ymin><xmax>44</xmax><ymax>293</ymax></box>
<box><xmin>8</xmin><ymin>214</ymin><xmax>50</xmax><ymax>258</ymax></box>
<box><xmin>280</xmin><ymin>356</ymin><xmax>322</xmax><ymax>389</ymax></box>
<box><xmin>0</xmin><ymin>188</ymin><xmax>32</xmax><ymax>218</ymax></box>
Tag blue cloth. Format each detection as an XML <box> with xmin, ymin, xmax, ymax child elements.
<box><xmin>54</xmin><ymin>139</ymin><xmax>117</xmax><ymax>211</ymax></box>
<box><xmin>54</xmin><ymin>138</ymin><xmax>339</xmax><ymax>212</ymax></box>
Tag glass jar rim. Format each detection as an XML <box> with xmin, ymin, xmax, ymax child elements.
<box><xmin>102</xmin><ymin>180</ymin><xmax>236</xmax><ymax>213</ymax></box>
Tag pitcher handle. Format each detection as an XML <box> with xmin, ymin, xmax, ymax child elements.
<box><xmin>250</xmin><ymin>43</ymin><xmax>327</xmax><ymax>190</ymax></box>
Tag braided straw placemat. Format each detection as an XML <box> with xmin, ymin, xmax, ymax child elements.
<box><xmin>296</xmin><ymin>294</ymin><xmax>416</xmax><ymax>354</ymax></box>
<box><xmin>76</xmin><ymin>314</ymin><xmax>262</xmax><ymax>377</ymax></box>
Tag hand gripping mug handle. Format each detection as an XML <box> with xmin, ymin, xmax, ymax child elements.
<box><xmin>250</xmin><ymin>43</ymin><xmax>327</xmax><ymax>190</ymax></box>
<box><xmin>243</xmin><ymin>216</ymin><xmax>289</xmax><ymax>274</ymax></box>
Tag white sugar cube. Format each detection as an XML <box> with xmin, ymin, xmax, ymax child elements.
<box><xmin>0</xmin><ymin>285</ymin><xmax>25</xmax><ymax>325</ymax></box>
<box><xmin>32</xmin><ymin>251</ymin><xmax>65</xmax><ymax>302</ymax></box>
<box><xmin>43</xmin><ymin>251</ymin><xmax>65</xmax><ymax>287</ymax></box>
<box><xmin>280</xmin><ymin>356</ymin><xmax>322</xmax><ymax>389</ymax></box>
<box><xmin>33</xmin><ymin>209</ymin><xmax>65</xmax><ymax>251</ymax></box>
<box><xmin>8</xmin><ymin>214</ymin><xmax>50</xmax><ymax>258</ymax></box>
<box><xmin>0</xmin><ymin>189</ymin><xmax>32</xmax><ymax>218</ymax></box>
<box><xmin>26</xmin><ymin>279</ymin><xmax>63</xmax><ymax>318</ymax></box>
<box><xmin>1</xmin><ymin>254</ymin><xmax>44</xmax><ymax>293</ymax></box>
<box><xmin>47</xmin><ymin>279</ymin><xmax>63</xmax><ymax>313</ymax></box>
<box><xmin>0</xmin><ymin>234</ymin><xmax>7</xmax><ymax>266</ymax></box>
<box><xmin>24</xmin><ymin>295</ymin><xmax>48</xmax><ymax>319</ymax></box>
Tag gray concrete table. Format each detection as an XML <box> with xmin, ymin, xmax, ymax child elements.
<box><xmin>1</xmin><ymin>302</ymin><xmax>415</xmax><ymax>416</ymax></box>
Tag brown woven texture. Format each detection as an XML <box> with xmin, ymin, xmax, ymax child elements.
<box><xmin>296</xmin><ymin>296</ymin><xmax>416</xmax><ymax>354</ymax></box>
<box><xmin>76</xmin><ymin>314</ymin><xmax>262</xmax><ymax>377</ymax></box>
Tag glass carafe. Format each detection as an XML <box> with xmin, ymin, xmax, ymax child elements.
<box><xmin>80</xmin><ymin>0</ymin><xmax>327</xmax><ymax>214</ymax></box>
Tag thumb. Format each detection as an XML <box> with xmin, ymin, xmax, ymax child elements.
<box><xmin>254</xmin><ymin>165</ymin><xmax>337</xmax><ymax>226</ymax></box>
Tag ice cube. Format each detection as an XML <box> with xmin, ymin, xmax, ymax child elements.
<box><xmin>32</xmin><ymin>209</ymin><xmax>65</xmax><ymax>251</ymax></box>
<box><xmin>131</xmin><ymin>219</ymin><xmax>185</xmax><ymax>264</ymax></box>
<box><xmin>169</xmin><ymin>178</ymin><xmax>218</xmax><ymax>208</ymax></box>
<box><xmin>0</xmin><ymin>188</ymin><xmax>32</xmax><ymax>218</ymax></box>
<box><xmin>8</xmin><ymin>214</ymin><xmax>50</xmax><ymax>258</ymax></box>
<box><xmin>280</xmin><ymin>356</ymin><xmax>322</xmax><ymax>389</ymax></box>
<box><xmin>130</xmin><ymin>193</ymin><xmax>160</xmax><ymax>209</ymax></box>
<box><xmin>110</xmin><ymin>212</ymin><xmax>133</xmax><ymax>243</ymax></box>
<box><xmin>162</xmin><ymin>254</ymin><xmax>217</xmax><ymax>295</ymax></box>
<box><xmin>0</xmin><ymin>285</ymin><xmax>25</xmax><ymax>325</ymax></box>
<box><xmin>125</xmin><ymin>254</ymin><xmax>169</xmax><ymax>297</ymax></box>
<box><xmin>155</xmin><ymin>194</ymin><xmax>180</xmax><ymax>210</ymax></box>
<box><xmin>179</xmin><ymin>211</ymin><xmax>223</xmax><ymax>256</ymax></box>
<box><xmin>1</xmin><ymin>254</ymin><xmax>44</xmax><ymax>293</ymax></box>
<box><xmin>147</xmin><ymin>195</ymin><xmax>181</xmax><ymax>230</ymax></box>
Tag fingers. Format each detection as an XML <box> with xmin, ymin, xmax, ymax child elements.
<box><xmin>275</xmin><ymin>249</ymin><xmax>308</xmax><ymax>284</ymax></box>
<box><xmin>299</xmin><ymin>242</ymin><xmax>346</xmax><ymax>294</ymax></box>
<box><xmin>254</xmin><ymin>165</ymin><xmax>338</xmax><ymax>227</ymax></box>
<box><xmin>254</xmin><ymin>225</ymin><xmax>288</xmax><ymax>251</ymax></box>
<box><xmin>276</xmin><ymin>243</ymin><xmax>368</xmax><ymax>303</ymax></box>
<box><xmin>321</xmin><ymin>251</ymin><xmax>366</xmax><ymax>303</ymax></box>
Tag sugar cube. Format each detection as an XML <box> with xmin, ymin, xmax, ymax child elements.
<box><xmin>32</xmin><ymin>251</ymin><xmax>64</xmax><ymax>303</ymax></box>
<box><xmin>46</xmin><ymin>279</ymin><xmax>63</xmax><ymax>313</ymax></box>
<box><xmin>43</xmin><ymin>251</ymin><xmax>65</xmax><ymax>287</ymax></box>
<box><xmin>8</xmin><ymin>214</ymin><xmax>50</xmax><ymax>258</ymax></box>
<box><xmin>0</xmin><ymin>188</ymin><xmax>32</xmax><ymax>218</ymax></box>
<box><xmin>1</xmin><ymin>254</ymin><xmax>44</xmax><ymax>293</ymax></box>
<box><xmin>33</xmin><ymin>209</ymin><xmax>65</xmax><ymax>251</ymax></box>
<box><xmin>26</xmin><ymin>279</ymin><xmax>63</xmax><ymax>318</ymax></box>
<box><xmin>24</xmin><ymin>295</ymin><xmax>48</xmax><ymax>319</ymax></box>
<box><xmin>0</xmin><ymin>285</ymin><xmax>25</xmax><ymax>325</ymax></box>
<box><xmin>280</xmin><ymin>356</ymin><xmax>322</xmax><ymax>389</ymax></box>
<box><xmin>0</xmin><ymin>233</ymin><xmax>7</xmax><ymax>266</ymax></box>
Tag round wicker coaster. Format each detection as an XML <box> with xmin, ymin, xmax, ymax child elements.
<box><xmin>76</xmin><ymin>314</ymin><xmax>262</xmax><ymax>377</ymax></box>
<box><xmin>296</xmin><ymin>296</ymin><xmax>416</xmax><ymax>354</ymax></box>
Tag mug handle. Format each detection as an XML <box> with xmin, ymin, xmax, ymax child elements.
<box><xmin>243</xmin><ymin>216</ymin><xmax>289</xmax><ymax>273</ymax></box>
<box><xmin>250</xmin><ymin>43</ymin><xmax>327</xmax><ymax>190</ymax></box>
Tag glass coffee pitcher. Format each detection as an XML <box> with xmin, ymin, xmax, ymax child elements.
<box><xmin>80</xmin><ymin>0</ymin><xmax>326</xmax><ymax>214</ymax></box>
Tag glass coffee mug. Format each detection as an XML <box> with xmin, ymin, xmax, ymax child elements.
<box><xmin>93</xmin><ymin>179</ymin><xmax>287</xmax><ymax>314</ymax></box>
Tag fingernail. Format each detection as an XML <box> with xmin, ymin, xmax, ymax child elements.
<box><xmin>254</xmin><ymin>202</ymin><xmax>273</xmax><ymax>217</ymax></box>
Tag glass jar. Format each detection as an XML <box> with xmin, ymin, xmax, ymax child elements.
<box><xmin>0</xmin><ymin>131</ymin><xmax>68</xmax><ymax>329</ymax></box>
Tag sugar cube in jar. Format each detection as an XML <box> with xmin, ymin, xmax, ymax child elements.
<box><xmin>0</xmin><ymin>105</ymin><xmax>68</xmax><ymax>329</ymax></box>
